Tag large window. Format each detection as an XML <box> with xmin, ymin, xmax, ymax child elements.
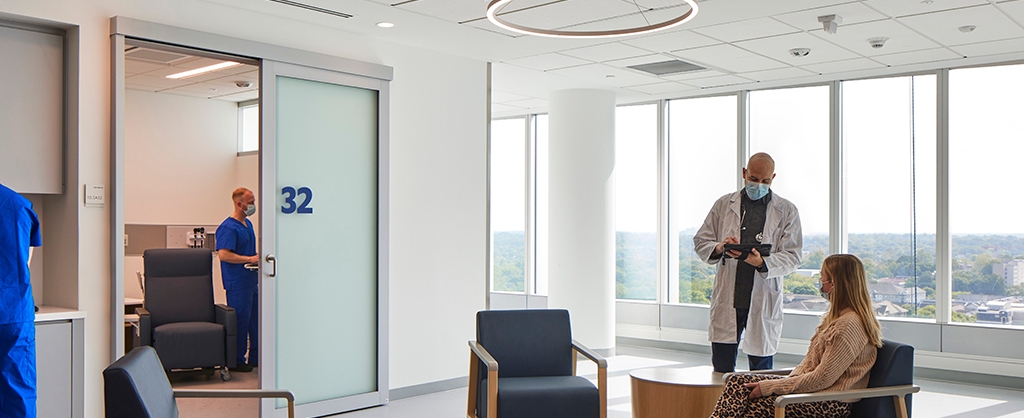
<box><xmin>843</xmin><ymin>75</ymin><xmax>937</xmax><ymax>320</ymax></box>
<box><xmin>615</xmin><ymin>104</ymin><xmax>659</xmax><ymax>300</ymax></box>
<box><xmin>950</xmin><ymin>63</ymin><xmax>1024</xmax><ymax>326</ymax></box>
<box><xmin>490</xmin><ymin>118</ymin><xmax>527</xmax><ymax>293</ymax></box>
<box><xmin>238</xmin><ymin>102</ymin><xmax>258</xmax><ymax>153</ymax></box>
<box><xmin>668</xmin><ymin>95</ymin><xmax>737</xmax><ymax>304</ymax></box>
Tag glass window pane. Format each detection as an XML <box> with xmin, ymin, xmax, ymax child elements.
<box><xmin>241</xmin><ymin>105</ymin><xmax>259</xmax><ymax>152</ymax></box>
<box><xmin>491</xmin><ymin>118</ymin><xmax>527</xmax><ymax>293</ymax></box>
<box><xmin>843</xmin><ymin>75</ymin><xmax>936</xmax><ymax>320</ymax></box>
<box><xmin>615</xmin><ymin>104</ymin><xmax>659</xmax><ymax>301</ymax></box>
<box><xmin>668</xmin><ymin>95</ymin><xmax>737</xmax><ymax>304</ymax></box>
<box><xmin>950</xmin><ymin>64</ymin><xmax>1024</xmax><ymax>326</ymax></box>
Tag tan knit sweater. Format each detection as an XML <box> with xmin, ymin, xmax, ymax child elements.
<box><xmin>758</xmin><ymin>311</ymin><xmax>876</xmax><ymax>397</ymax></box>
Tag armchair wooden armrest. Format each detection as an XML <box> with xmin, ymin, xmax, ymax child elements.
<box><xmin>773</xmin><ymin>385</ymin><xmax>920</xmax><ymax>418</ymax></box>
<box><xmin>174</xmin><ymin>389</ymin><xmax>295</xmax><ymax>418</ymax></box>
<box><xmin>467</xmin><ymin>341</ymin><xmax>498</xmax><ymax>418</ymax></box>
<box><xmin>571</xmin><ymin>339</ymin><xmax>607</xmax><ymax>418</ymax></box>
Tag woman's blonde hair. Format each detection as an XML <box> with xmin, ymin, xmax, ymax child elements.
<box><xmin>821</xmin><ymin>254</ymin><xmax>883</xmax><ymax>347</ymax></box>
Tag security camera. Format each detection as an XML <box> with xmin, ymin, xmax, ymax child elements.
<box><xmin>867</xmin><ymin>37</ymin><xmax>888</xmax><ymax>49</ymax></box>
<box><xmin>788</xmin><ymin>48</ymin><xmax>811</xmax><ymax>57</ymax></box>
<box><xmin>235</xmin><ymin>81</ymin><xmax>253</xmax><ymax>88</ymax></box>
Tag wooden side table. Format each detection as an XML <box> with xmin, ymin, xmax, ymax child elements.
<box><xmin>630</xmin><ymin>365</ymin><xmax>724</xmax><ymax>418</ymax></box>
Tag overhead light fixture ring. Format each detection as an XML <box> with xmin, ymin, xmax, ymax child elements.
<box><xmin>486</xmin><ymin>0</ymin><xmax>699</xmax><ymax>39</ymax></box>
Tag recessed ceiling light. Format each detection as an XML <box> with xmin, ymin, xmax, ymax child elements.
<box><xmin>376</xmin><ymin>22</ymin><xmax>394</xmax><ymax>28</ymax></box>
<box><xmin>958</xmin><ymin>25</ymin><xmax>976</xmax><ymax>33</ymax></box>
<box><xmin>166</xmin><ymin>61</ymin><xmax>241</xmax><ymax>80</ymax></box>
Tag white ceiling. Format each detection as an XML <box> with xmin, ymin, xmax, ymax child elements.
<box><xmin>130</xmin><ymin>0</ymin><xmax>1024</xmax><ymax>113</ymax></box>
<box><xmin>124</xmin><ymin>47</ymin><xmax>260</xmax><ymax>102</ymax></box>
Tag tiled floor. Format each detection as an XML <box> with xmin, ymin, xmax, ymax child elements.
<box><xmin>171</xmin><ymin>345</ymin><xmax>1024</xmax><ymax>418</ymax></box>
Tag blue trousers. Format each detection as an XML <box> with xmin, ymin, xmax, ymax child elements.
<box><xmin>226</xmin><ymin>286</ymin><xmax>258</xmax><ymax>366</ymax></box>
<box><xmin>711</xmin><ymin>308</ymin><xmax>774</xmax><ymax>373</ymax></box>
<box><xmin>0</xmin><ymin>321</ymin><xmax>35</xmax><ymax>418</ymax></box>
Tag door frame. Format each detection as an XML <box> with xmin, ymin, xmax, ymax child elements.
<box><xmin>109</xmin><ymin>17</ymin><xmax>392</xmax><ymax>416</ymax></box>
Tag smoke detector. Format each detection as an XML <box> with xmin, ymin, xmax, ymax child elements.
<box><xmin>867</xmin><ymin>37</ymin><xmax>889</xmax><ymax>49</ymax></box>
<box><xmin>789</xmin><ymin>48</ymin><xmax>811</xmax><ymax>57</ymax></box>
<box><xmin>958</xmin><ymin>25</ymin><xmax>976</xmax><ymax>33</ymax></box>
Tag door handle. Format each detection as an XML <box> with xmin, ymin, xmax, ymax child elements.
<box><xmin>266</xmin><ymin>254</ymin><xmax>277</xmax><ymax>277</ymax></box>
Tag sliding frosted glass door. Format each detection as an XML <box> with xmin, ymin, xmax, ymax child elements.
<box><xmin>259</xmin><ymin>60</ymin><xmax>389</xmax><ymax>417</ymax></box>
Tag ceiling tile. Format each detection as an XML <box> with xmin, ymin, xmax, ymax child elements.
<box><xmin>492</xmin><ymin>90</ymin><xmax>533</xmax><ymax>102</ymax></box>
<box><xmin>801</xmin><ymin>58</ymin><xmax>886</xmax><ymax>75</ymax></box>
<box><xmin>621</xmin><ymin>29</ymin><xmax>721</xmax><ymax>52</ymax></box>
<box><xmin>692</xmin><ymin>17</ymin><xmax>800</xmax><ymax>43</ymax></box>
<box><xmin>863</xmin><ymin>0</ymin><xmax>988</xmax><ymax>18</ymax></box>
<box><xmin>125</xmin><ymin>84</ymin><xmax>158</xmax><ymax>93</ymax></box>
<box><xmin>625</xmin><ymin>81</ymin><xmax>697</xmax><ymax>95</ymax></box>
<box><xmin>560</xmin><ymin>6</ymin><xmax>696</xmax><ymax>32</ymax></box>
<box><xmin>670</xmin><ymin>43</ymin><xmax>788</xmax><ymax>73</ymax></box>
<box><xmin>461</xmin><ymin>19</ymin><xmax>522</xmax><ymax>38</ymax></box>
<box><xmin>125</xmin><ymin>74</ymin><xmax>192</xmax><ymax>90</ymax></box>
<box><xmin>679</xmin><ymin>74</ymin><xmax>754</xmax><ymax>89</ymax></box>
<box><xmin>1000</xmin><ymin>0</ymin><xmax>1024</xmax><ymax>24</ymax></box>
<box><xmin>661</xmin><ymin>68</ymin><xmax>727</xmax><ymax>81</ymax></box>
<box><xmin>500</xmin><ymin>0</ymin><xmax>641</xmax><ymax>31</ymax></box>
<box><xmin>871</xmin><ymin>47</ymin><xmax>962</xmax><ymax>66</ymax></box>
<box><xmin>950</xmin><ymin>37</ymin><xmax>1024</xmax><ymax>58</ymax></box>
<box><xmin>738</xmin><ymin>66</ymin><xmax>817</xmax><ymax>82</ymax></box>
<box><xmin>547</xmin><ymin>63</ymin><xmax>661</xmax><ymax>87</ymax></box>
<box><xmin>504</xmin><ymin>98</ymin><xmax>549</xmax><ymax>109</ymax></box>
<box><xmin>173</xmin><ymin>81</ymin><xmax>237</xmax><ymax>95</ymax></box>
<box><xmin>125</xmin><ymin>59</ymin><xmax>168</xmax><ymax>75</ymax></box>
<box><xmin>897</xmin><ymin>4</ymin><xmax>1024</xmax><ymax>46</ymax></box>
<box><xmin>809</xmin><ymin>18</ymin><xmax>942</xmax><ymax>56</ymax></box>
<box><xmin>560</xmin><ymin>42</ymin><xmax>652</xmax><ymax>62</ymax></box>
<box><xmin>734</xmin><ymin>31</ymin><xmax>862</xmax><ymax>65</ymax></box>
<box><xmin>397</xmin><ymin>0</ymin><xmax>556</xmax><ymax>23</ymax></box>
<box><xmin>772</xmin><ymin>2</ymin><xmax>888</xmax><ymax>31</ymax></box>
<box><xmin>212</xmin><ymin>90</ymin><xmax>260</xmax><ymax>102</ymax></box>
<box><xmin>603</xmin><ymin>53</ymin><xmax>679</xmax><ymax>68</ymax></box>
<box><xmin>504</xmin><ymin>53</ymin><xmax>591</xmax><ymax>71</ymax></box>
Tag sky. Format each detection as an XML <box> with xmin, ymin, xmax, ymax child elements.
<box><xmin>490</xmin><ymin>63</ymin><xmax>1024</xmax><ymax>238</ymax></box>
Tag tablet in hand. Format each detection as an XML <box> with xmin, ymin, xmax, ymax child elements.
<box><xmin>723</xmin><ymin>244</ymin><xmax>772</xmax><ymax>257</ymax></box>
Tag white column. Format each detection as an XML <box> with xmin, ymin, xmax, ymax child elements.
<box><xmin>547</xmin><ymin>89</ymin><xmax>616</xmax><ymax>353</ymax></box>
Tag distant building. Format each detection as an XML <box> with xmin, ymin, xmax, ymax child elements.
<box><xmin>873</xmin><ymin>300</ymin><xmax>909</xmax><ymax>317</ymax></box>
<box><xmin>791</xmin><ymin>269</ymin><xmax>819</xmax><ymax>278</ymax></box>
<box><xmin>783</xmin><ymin>294</ymin><xmax>829</xmax><ymax>312</ymax></box>
<box><xmin>993</xmin><ymin>259</ymin><xmax>1024</xmax><ymax>288</ymax></box>
<box><xmin>868</xmin><ymin>282</ymin><xmax>927</xmax><ymax>305</ymax></box>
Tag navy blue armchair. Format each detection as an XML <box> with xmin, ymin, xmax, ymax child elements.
<box><xmin>467</xmin><ymin>309</ymin><xmax>607</xmax><ymax>418</ymax></box>
<box><xmin>103</xmin><ymin>346</ymin><xmax>294</xmax><ymax>418</ymax></box>
<box><xmin>765</xmin><ymin>339</ymin><xmax>919</xmax><ymax>418</ymax></box>
<box><xmin>137</xmin><ymin>248</ymin><xmax>236</xmax><ymax>380</ymax></box>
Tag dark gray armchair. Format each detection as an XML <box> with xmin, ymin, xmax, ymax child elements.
<box><xmin>103</xmin><ymin>346</ymin><xmax>294</xmax><ymax>418</ymax></box>
<box><xmin>467</xmin><ymin>309</ymin><xmax>607</xmax><ymax>418</ymax></box>
<box><xmin>137</xmin><ymin>248</ymin><xmax>235</xmax><ymax>380</ymax></box>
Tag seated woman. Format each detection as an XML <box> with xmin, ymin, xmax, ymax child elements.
<box><xmin>709</xmin><ymin>254</ymin><xmax>883</xmax><ymax>418</ymax></box>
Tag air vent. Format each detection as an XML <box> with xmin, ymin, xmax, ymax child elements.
<box><xmin>125</xmin><ymin>47</ymin><xmax>190</xmax><ymax>64</ymax></box>
<box><xmin>268</xmin><ymin>0</ymin><xmax>353</xmax><ymax>18</ymax></box>
<box><xmin>629</xmin><ymin>60</ymin><xmax>706</xmax><ymax>76</ymax></box>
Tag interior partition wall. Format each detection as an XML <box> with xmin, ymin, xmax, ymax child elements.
<box><xmin>110</xmin><ymin>17</ymin><xmax>391</xmax><ymax>417</ymax></box>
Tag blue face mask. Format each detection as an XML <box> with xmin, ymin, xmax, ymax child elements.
<box><xmin>244</xmin><ymin>204</ymin><xmax>256</xmax><ymax>217</ymax></box>
<box><xmin>745</xmin><ymin>181</ymin><xmax>770</xmax><ymax>200</ymax></box>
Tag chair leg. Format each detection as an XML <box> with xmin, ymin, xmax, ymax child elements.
<box><xmin>894</xmin><ymin>395</ymin><xmax>909</xmax><ymax>418</ymax></box>
<box><xmin>598</xmin><ymin>367</ymin><xmax>607</xmax><ymax>418</ymax></box>
<box><xmin>467</xmin><ymin>352</ymin><xmax>479</xmax><ymax>418</ymax></box>
<box><xmin>775</xmin><ymin>406</ymin><xmax>786</xmax><ymax>418</ymax></box>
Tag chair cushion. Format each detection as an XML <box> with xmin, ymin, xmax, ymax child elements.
<box><xmin>103</xmin><ymin>346</ymin><xmax>178</xmax><ymax>418</ymax></box>
<box><xmin>477</xmin><ymin>309</ymin><xmax>573</xmax><ymax>378</ymax></box>
<box><xmin>143</xmin><ymin>249</ymin><xmax>215</xmax><ymax>327</ymax></box>
<box><xmin>851</xmin><ymin>340</ymin><xmax>914</xmax><ymax>418</ymax></box>
<box><xmin>479</xmin><ymin>376</ymin><xmax>598</xmax><ymax>418</ymax></box>
<box><xmin>152</xmin><ymin>322</ymin><xmax>225</xmax><ymax>370</ymax></box>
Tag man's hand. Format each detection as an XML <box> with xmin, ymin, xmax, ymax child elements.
<box><xmin>715</xmin><ymin>237</ymin><xmax>739</xmax><ymax>256</ymax></box>
<box><xmin>248</xmin><ymin>254</ymin><xmax>260</xmax><ymax>264</ymax></box>
<box><xmin>742</xmin><ymin>248</ymin><xmax>765</xmax><ymax>268</ymax></box>
<box><xmin>744</xmin><ymin>382</ymin><xmax>763</xmax><ymax>399</ymax></box>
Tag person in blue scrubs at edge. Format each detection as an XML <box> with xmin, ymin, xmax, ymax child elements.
<box><xmin>0</xmin><ymin>182</ymin><xmax>42</xmax><ymax>418</ymax></box>
<box><xmin>217</xmin><ymin>187</ymin><xmax>260</xmax><ymax>373</ymax></box>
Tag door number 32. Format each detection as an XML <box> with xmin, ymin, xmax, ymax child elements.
<box><xmin>281</xmin><ymin>186</ymin><xmax>313</xmax><ymax>214</ymax></box>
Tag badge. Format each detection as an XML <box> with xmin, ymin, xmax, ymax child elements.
<box><xmin>755</xmin><ymin>232</ymin><xmax>763</xmax><ymax>242</ymax></box>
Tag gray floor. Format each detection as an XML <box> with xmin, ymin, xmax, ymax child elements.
<box><xmin>170</xmin><ymin>346</ymin><xmax>1024</xmax><ymax>418</ymax></box>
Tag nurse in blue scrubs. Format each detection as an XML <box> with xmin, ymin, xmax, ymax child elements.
<box><xmin>216</xmin><ymin>187</ymin><xmax>260</xmax><ymax>372</ymax></box>
<box><xmin>0</xmin><ymin>182</ymin><xmax>42</xmax><ymax>418</ymax></box>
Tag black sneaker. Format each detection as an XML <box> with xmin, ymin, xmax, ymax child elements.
<box><xmin>230</xmin><ymin>364</ymin><xmax>253</xmax><ymax>372</ymax></box>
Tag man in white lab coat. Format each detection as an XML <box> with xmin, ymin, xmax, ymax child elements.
<box><xmin>694</xmin><ymin>153</ymin><xmax>802</xmax><ymax>373</ymax></box>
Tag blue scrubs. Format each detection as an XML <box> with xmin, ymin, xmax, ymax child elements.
<box><xmin>216</xmin><ymin>217</ymin><xmax>258</xmax><ymax>366</ymax></box>
<box><xmin>0</xmin><ymin>183</ymin><xmax>41</xmax><ymax>418</ymax></box>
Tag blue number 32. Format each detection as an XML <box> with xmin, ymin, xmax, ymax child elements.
<box><xmin>281</xmin><ymin>186</ymin><xmax>314</xmax><ymax>214</ymax></box>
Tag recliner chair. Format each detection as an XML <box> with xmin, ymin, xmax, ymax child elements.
<box><xmin>137</xmin><ymin>248</ymin><xmax>236</xmax><ymax>380</ymax></box>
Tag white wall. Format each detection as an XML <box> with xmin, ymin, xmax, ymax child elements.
<box><xmin>0</xmin><ymin>2</ymin><xmax>486</xmax><ymax>416</ymax></box>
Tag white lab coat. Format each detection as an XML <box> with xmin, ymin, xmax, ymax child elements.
<box><xmin>693</xmin><ymin>190</ymin><xmax>802</xmax><ymax>357</ymax></box>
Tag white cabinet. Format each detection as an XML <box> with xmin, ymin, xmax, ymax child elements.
<box><xmin>35</xmin><ymin>308</ymin><xmax>85</xmax><ymax>418</ymax></box>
